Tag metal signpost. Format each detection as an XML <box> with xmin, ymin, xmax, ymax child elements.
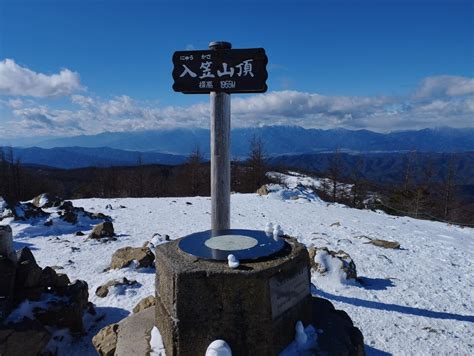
<box><xmin>172</xmin><ymin>41</ymin><xmax>268</xmax><ymax>232</ymax></box>
<box><xmin>156</xmin><ymin>44</ymin><xmax>311</xmax><ymax>354</ymax></box>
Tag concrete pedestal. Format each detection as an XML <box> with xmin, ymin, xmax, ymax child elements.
<box><xmin>155</xmin><ymin>237</ymin><xmax>312</xmax><ymax>356</ymax></box>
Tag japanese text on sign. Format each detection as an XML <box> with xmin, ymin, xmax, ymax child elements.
<box><xmin>172</xmin><ymin>48</ymin><xmax>268</xmax><ymax>94</ymax></box>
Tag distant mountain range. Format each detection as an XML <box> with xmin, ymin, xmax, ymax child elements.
<box><xmin>2</xmin><ymin>126</ymin><xmax>473</xmax><ymax>170</ymax></box>
<box><xmin>5</xmin><ymin>146</ymin><xmax>186</xmax><ymax>169</ymax></box>
<box><xmin>269</xmin><ymin>151</ymin><xmax>474</xmax><ymax>185</ymax></box>
<box><xmin>5</xmin><ymin>126</ymin><xmax>474</xmax><ymax>157</ymax></box>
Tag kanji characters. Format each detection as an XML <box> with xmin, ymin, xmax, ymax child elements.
<box><xmin>217</xmin><ymin>63</ymin><xmax>234</xmax><ymax>77</ymax></box>
<box><xmin>179</xmin><ymin>64</ymin><xmax>197</xmax><ymax>78</ymax></box>
<box><xmin>236</xmin><ymin>59</ymin><xmax>254</xmax><ymax>77</ymax></box>
<box><xmin>199</xmin><ymin>61</ymin><xmax>215</xmax><ymax>79</ymax></box>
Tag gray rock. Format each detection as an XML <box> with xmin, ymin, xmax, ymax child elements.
<box><xmin>0</xmin><ymin>225</ymin><xmax>16</xmax><ymax>263</ymax></box>
<box><xmin>257</xmin><ymin>185</ymin><xmax>269</xmax><ymax>195</ymax></box>
<box><xmin>93</xmin><ymin>307</ymin><xmax>156</xmax><ymax>356</ymax></box>
<box><xmin>366</xmin><ymin>239</ymin><xmax>401</xmax><ymax>249</ymax></box>
<box><xmin>110</xmin><ymin>247</ymin><xmax>154</xmax><ymax>269</ymax></box>
<box><xmin>89</xmin><ymin>222</ymin><xmax>115</xmax><ymax>240</ymax></box>
<box><xmin>95</xmin><ymin>278</ymin><xmax>138</xmax><ymax>298</ymax></box>
<box><xmin>0</xmin><ymin>256</ymin><xmax>16</xmax><ymax>321</ymax></box>
<box><xmin>308</xmin><ymin>246</ymin><xmax>358</xmax><ymax>280</ymax></box>
<box><xmin>92</xmin><ymin>323</ymin><xmax>119</xmax><ymax>356</ymax></box>
<box><xmin>132</xmin><ymin>295</ymin><xmax>156</xmax><ymax>314</ymax></box>
<box><xmin>311</xmin><ymin>297</ymin><xmax>365</xmax><ymax>355</ymax></box>
<box><xmin>0</xmin><ymin>318</ymin><xmax>51</xmax><ymax>356</ymax></box>
<box><xmin>32</xmin><ymin>193</ymin><xmax>62</xmax><ymax>209</ymax></box>
<box><xmin>115</xmin><ymin>307</ymin><xmax>155</xmax><ymax>356</ymax></box>
<box><xmin>33</xmin><ymin>280</ymin><xmax>89</xmax><ymax>332</ymax></box>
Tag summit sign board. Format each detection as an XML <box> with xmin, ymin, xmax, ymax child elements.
<box><xmin>172</xmin><ymin>48</ymin><xmax>268</xmax><ymax>94</ymax></box>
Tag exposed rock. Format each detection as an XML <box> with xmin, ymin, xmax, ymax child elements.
<box><xmin>330</xmin><ymin>221</ymin><xmax>341</xmax><ymax>227</ymax></box>
<box><xmin>89</xmin><ymin>222</ymin><xmax>115</xmax><ymax>240</ymax></box>
<box><xmin>257</xmin><ymin>185</ymin><xmax>269</xmax><ymax>196</ymax></box>
<box><xmin>33</xmin><ymin>280</ymin><xmax>89</xmax><ymax>332</ymax></box>
<box><xmin>0</xmin><ymin>225</ymin><xmax>16</xmax><ymax>263</ymax></box>
<box><xmin>110</xmin><ymin>246</ymin><xmax>154</xmax><ymax>269</ymax></box>
<box><xmin>12</xmin><ymin>203</ymin><xmax>48</xmax><ymax>221</ymax></box>
<box><xmin>92</xmin><ymin>323</ymin><xmax>119</xmax><ymax>356</ymax></box>
<box><xmin>59</xmin><ymin>201</ymin><xmax>111</xmax><ymax>225</ymax></box>
<box><xmin>0</xmin><ymin>318</ymin><xmax>51</xmax><ymax>356</ymax></box>
<box><xmin>32</xmin><ymin>193</ymin><xmax>62</xmax><ymax>209</ymax></box>
<box><xmin>308</xmin><ymin>246</ymin><xmax>357</xmax><ymax>280</ymax></box>
<box><xmin>115</xmin><ymin>307</ymin><xmax>155</xmax><ymax>356</ymax></box>
<box><xmin>61</xmin><ymin>210</ymin><xmax>78</xmax><ymax>224</ymax></box>
<box><xmin>15</xmin><ymin>247</ymin><xmax>43</xmax><ymax>296</ymax></box>
<box><xmin>9</xmin><ymin>246</ymin><xmax>89</xmax><ymax>333</ymax></box>
<box><xmin>0</xmin><ymin>256</ymin><xmax>16</xmax><ymax>321</ymax></box>
<box><xmin>92</xmin><ymin>212</ymin><xmax>110</xmax><ymax>220</ymax></box>
<box><xmin>95</xmin><ymin>277</ymin><xmax>138</xmax><ymax>298</ymax></box>
<box><xmin>75</xmin><ymin>231</ymin><xmax>85</xmax><ymax>236</ymax></box>
<box><xmin>94</xmin><ymin>307</ymin><xmax>155</xmax><ymax>356</ymax></box>
<box><xmin>366</xmin><ymin>239</ymin><xmax>401</xmax><ymax>249</ymax></box>
<box><xmin>132</xmin><ymin>295</ymin><xmax>156</xmax><ymax>314</ymax></box>
<box><xmin>311</xmin><ymin>296</ymin><xmax>365</xmax><ymax>355</ymax></box>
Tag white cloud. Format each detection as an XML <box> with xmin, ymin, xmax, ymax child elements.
<box><xmin>2</xmin><ymin>75</ymin><xmax>473</xmax><ymax>137</ymax></box>
<box><xmin>71</xmin><ymin>94</ymin><xmax>95</xmax><ymax>107</ymax></box>
<box><xmin>0</xmin><ymin>59</ymin><xmax>83</xmax><ymax>97</ymax></box>
<box><xmin>414</xmin><ymin>75</ymin><xmax>474</xmax><ymax>99</ymax></box>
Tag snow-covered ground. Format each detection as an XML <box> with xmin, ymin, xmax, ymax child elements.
<box><xmin>4</xmin><ymin>184</ymin><xmax>474</xmax><ymax>355</ymax></box>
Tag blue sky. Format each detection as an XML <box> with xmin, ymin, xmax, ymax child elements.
<box><xmin>0</xmin><ymin>0</ymin><xmax>473</xmax><ymax>138</ymax></box>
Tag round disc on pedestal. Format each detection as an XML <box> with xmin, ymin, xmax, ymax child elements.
<box><xmin>178</xmin><ymin>229</ymin><xmax>286</xmax><ymax>261</ymax></box>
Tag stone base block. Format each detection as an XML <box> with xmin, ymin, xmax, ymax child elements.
<box><xmin>155</xmin><ymin>237</ymin><xmax>312</xmax><ymax>356</ymax></box>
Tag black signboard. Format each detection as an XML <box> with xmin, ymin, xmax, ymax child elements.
<box><xmin>172</xmin><ymin>48</ymin><xmax>268</xmax><ymax>94</ymax></box>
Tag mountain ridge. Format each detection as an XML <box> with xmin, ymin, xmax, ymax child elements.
<box><xmin>7</xmin><ymin>126</ymin><xmax>473</xmax><ymax>156</ymax></box>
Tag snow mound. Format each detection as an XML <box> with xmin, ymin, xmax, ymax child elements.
<box><xmin>312</xmin><ymin>248</ymin><xmax>358</xmax><ymax>289</ymax></box>
<box><xmin>265</xmin><ymin>184</ymin><xmax>321</xmax><ymax>202</ymax></box>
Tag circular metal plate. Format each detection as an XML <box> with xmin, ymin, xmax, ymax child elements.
<box><xmin>178</xmin><ymin>229</ymin><xmax>286</xmax><ymax>261</ymax></box>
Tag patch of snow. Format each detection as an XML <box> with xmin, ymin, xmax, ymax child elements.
<box><xmin>149</xmin><ymin>326</ymin><xmax>166</xmax><ymax>356</ymax></box>
<box><xmin>205</xmin><ymin>340</ymin><xmax>232</xmax><ymax>356</ymax></box>
<box><xmin>312</xmin><ymin>250</ymin><xmax>357</xmax><ymax>289</ymax></box>
<box><xmin>227</xmin><ymin>254</ymin><xmax>239</xmax><ymax>269</ymax></box>
<box><xmin>5</xmin><ymin>182</ymin><xmax>474</xmax><ymax>355</ymax></box>
<box><xmin>38</xmin><ymin>194</ymin><xmax>49</xmax><ymax>208</ymax></box>
<box><xmin>6</xmin><ymin>293</ymin><xmax>68</xmax><ymax>323</ymax></box>
<box><xmin>279</xmin><ymin>323</ymin><xmax>318</xmax><ymax>355</ymax></box>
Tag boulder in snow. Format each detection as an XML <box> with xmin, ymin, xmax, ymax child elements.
<box><xmin>32</xmin><ymin>193</ymin><xmax>62</xmax><ymax>209</ymax></box>
<box><xmin>95</xmin><ymin>277</ymin><xmax>138</xmax><ymax>298</ymax></box>
<box><xmin>257</xmin><ymin>185</ymin><xmax>269</xmax><ymax>196</ymax></box>
<box><xmin>308</xmin><ymin>246</ymin><xmax>357</xmax><ymax>281</ymax></box>
<box><xmin>89</xmin><ymin>221</ymin><xmax>115</xmax><ymax>240</ymax></box>
<box><xmin>110</xmin><ymin>246</ymin><xmax>154</xmax><ymax>270</ymax></box>
<box><xmin>366</xmin><ymin>239</ymin><xmax>400</xmax><ymax>249</ymax></box>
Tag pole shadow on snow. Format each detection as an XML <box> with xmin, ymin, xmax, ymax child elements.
<box><xmin>316</xmin><ymin>290</ymin><xmax>474</xmax><ymax>323</ymax></box>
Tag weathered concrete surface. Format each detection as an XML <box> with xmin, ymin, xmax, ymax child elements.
<box><xmin>115</xmin><ymin>307</ymin><xmax>155</xmax><ymax>356</ymax></box>
<box><xmin>155</xmin><ymin>237</ymin><xmax>312</xmax><ymax>356</ymax></box>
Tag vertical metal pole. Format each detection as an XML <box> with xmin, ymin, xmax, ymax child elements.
<box><xmin>209</xmin><ymin>41</ymin><xmax>232</xmax><ymax>231</ymax></box>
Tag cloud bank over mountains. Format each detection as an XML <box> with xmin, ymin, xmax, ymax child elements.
<box><xmin>0</xmin><ymin>59</ymin><xmax>83</xmax><ymax>98</ymax></box>
<box><xmin>0</xmin><ymin>58</ymin><xmax>473</xmax><ymax>138</ymax></box>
